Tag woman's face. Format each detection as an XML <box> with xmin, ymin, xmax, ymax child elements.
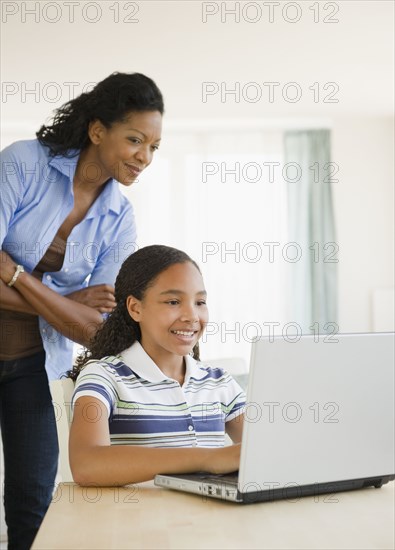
<box><xmin>126</xmin><ymin>262</ymin><xmax>209</xmax><ymax>364</ymax></box>
<box><xmin>88</xmin><ymin>110</ymin><xmax>162</xmax><ymax>186</ymax></box>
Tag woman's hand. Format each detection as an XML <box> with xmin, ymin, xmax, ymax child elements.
<box><xmin>67</xmin><ymin>285</ymin><xmax>116</xmax><ymax>313</ymax></box>
<box><xmin>0</xmin><ymin>249</ymin><xmax>104</xmax><ymax>346</ymax></box>
<box><xmin>0</xmin><ymin>250</ymin><xmax>116</xmax><ymax>313</ymax></box>
<box><xmin>1</xmin><ymin>250</ymin><xmax>116</xmax><ymax>319</ymax></box>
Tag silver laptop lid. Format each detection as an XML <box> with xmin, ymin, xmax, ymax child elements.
<box><xmin>239</xmin><ymin>332</ymin><xmax>395</xmax><ymax>493</ymax></box>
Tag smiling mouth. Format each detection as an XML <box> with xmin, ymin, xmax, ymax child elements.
<box><xmin>124</xmin><ymin>163</ymin><xmax>141</xmax><ymax>177</ymax></box>
<box><xmin>171</xmin><ymin>330</ymin><xmax>198</xmax><ymax>338</ymax></box>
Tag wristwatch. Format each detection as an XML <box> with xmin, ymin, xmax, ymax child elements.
<box><xmin>7</xmin><ymin>265</ymin><xmax>25</xmax><ymax>287</ymax></box>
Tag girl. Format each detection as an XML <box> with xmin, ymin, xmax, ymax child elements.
<box><xmin>0</xmin><ymin>72</ymin><xmax>163</xmax><ymax>548</ymax></box>
<box><xmin>69</xmin><ymin>245</ymin><xmax>245</xmax><ymax>485</ymax></box>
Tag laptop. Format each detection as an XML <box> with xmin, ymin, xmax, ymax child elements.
<box><xmin>154</xmin><ymin>332</ymin><xmax>395</xmax><ymax>503</ymax></box>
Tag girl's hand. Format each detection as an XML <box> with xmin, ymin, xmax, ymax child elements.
<box><xmin>203</xmin><ymin>443</ymin><xmax>241</xmax><ymax>475</ymax></box>
<box><xmin>70</xmin><ymin>393</ymin><xmax>242</xmax><ymax>486</ymax></box>
<box><xmin>66</xmin><ymin>284</ymin><xmax>116</xmax><ymax>313</ymax></box>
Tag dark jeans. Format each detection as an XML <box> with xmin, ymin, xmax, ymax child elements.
<box><xmin>0</xmin><ymin>351</ymin><xmax>59</xmax><ymax>550</ymax></box>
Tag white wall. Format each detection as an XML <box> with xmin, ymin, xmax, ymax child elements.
<box><xmin>1</xmin><ymin>1</ymin><xmax>394</xmax><ymax>127</ymax></box>
<box><xmin>332</xmin><ymin>116</ymin><xmax>394</xmax><ymax>332</ymax></box>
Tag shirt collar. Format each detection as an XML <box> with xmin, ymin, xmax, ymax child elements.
<box><xmin>84</xmin><ymin>179</ymin><xmax>122</xmax><ymax>218</ymax></box>
<box><xmin>119</xmin><ymin>342</ymin><xmax>208</xmax><ymax>384</ymax></box>
<box><xmin>184</xmin><ymin>353</ymin><xmax>208</xmax><ymax>385</ymax></box>
<box><xmin>48</xmin><ymin>151</ymin><xmax>123</xmax><ymax>218</ymax></box>
<box><xmin>48</xmin><ymin>150</ymin><xmax>80</xmax><ymax>181</ymax></box>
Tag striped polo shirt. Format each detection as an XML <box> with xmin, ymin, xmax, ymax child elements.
<box><xmin>72</xmin><ymin>341</ymin><xmax>245</xmax><ymax>448</ymax></box>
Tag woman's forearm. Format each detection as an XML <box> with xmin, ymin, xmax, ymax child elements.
<box><xmin>70</xmin><ymin>444</ymin><xmax>240</xmax><ymax>487</ymax></box>
<box><xmin>0</xmin><ymin>279</ymin><xmax>38</xmax><ymax>314</ymax></box>
<box><xmin>10</xmin><ymin>271</ymin><xmax>103</xmax><ymax>346</ymax></box>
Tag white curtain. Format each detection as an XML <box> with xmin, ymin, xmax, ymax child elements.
<box><xmin>284</xmin><ymin>129</ymin><xmax>338</xmax><ymax>334</ymax></box>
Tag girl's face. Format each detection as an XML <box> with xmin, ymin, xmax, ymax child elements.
<box><xmin>88</xmin><ymin>110</ymin><xmax>162</xmax><ymax>186</ymax></box>
<box><xmin>126</xmin><ymin>262</ymin><xmax>208</xmax><ymax>364</ymax></box>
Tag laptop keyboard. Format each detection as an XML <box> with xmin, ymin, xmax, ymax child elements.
<box><xmin>170</xmin><ymin>471</ymin><xmax>239</xmax><ymax>484</ymax></box>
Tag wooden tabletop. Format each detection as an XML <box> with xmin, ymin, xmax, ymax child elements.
<box><xmin>32</xmin><ymin>481</ymin><xmax>395</xmax><ymax>549</ymax></box>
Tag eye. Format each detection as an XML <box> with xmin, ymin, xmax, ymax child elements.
<box><xmin>128</xmin><ymin>137</ymin><xmax>141</xmax><ymax>144</ymax></box>
<box><xmin>166</xmin><ymin>300</ymin><xmax>180</xmax><ymax>306</ymax></box>
<box><xmin>151</xmin><ymin>144</ymin><xmax>160</xmax><ymax>151</ymax></box>
<box><xmin>197</xmin><ymin>300</ymin><xmax>207</xmax><ymax>306</ymax></box>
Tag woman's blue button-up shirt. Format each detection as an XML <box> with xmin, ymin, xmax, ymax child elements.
<box><xmin>1</xmin><ymin>139</ymin><xmax>137</xmax><ymax>380</ymax></box>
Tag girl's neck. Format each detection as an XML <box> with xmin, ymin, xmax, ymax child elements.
<box><xmin>140</xmin><ymin>340</ymin><xmax>186</xmax><ymax>385</ymax></box>
<box><xmin>162</xmin><ymin>358</ymin><xmax>186</xmax><ymax>386</ymax></box>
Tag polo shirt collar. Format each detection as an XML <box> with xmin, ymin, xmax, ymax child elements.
<box><xmin>49</xmin><ymin>150</ymin><xmax>122</xmax><ymax>217</ymax></box>
<box><xmin>120</xmin><ymin>341</ymin><xmax>208</xmax><ymax>384</ymax></box>
<box><xmin>184</xmin><ymin>353</ymin><xmax>208</xmax><ymax>384</ymax></box>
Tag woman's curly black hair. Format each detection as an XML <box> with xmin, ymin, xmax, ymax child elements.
<box><xmin>36</xmin><ymin>72</ymin><xmax>164</xmax><ymax>157</ymax></box>
<box><xmin>69</xmin><ymin>245</ymin><xmax>201</xmax><ymax>381</ymax></box>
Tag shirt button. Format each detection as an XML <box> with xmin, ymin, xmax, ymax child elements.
<box><xmin>64</xmin><ymin>268</ymin><xmax>69</xmax><ymax>273</ymax></box>
<box><xmin>47</xmin><ymin>354</ymin><xmax>51</xmax><ymax>359</ymax></box>
<box><xmin>188</xmin><ymin>425</ymin><xmax>194</xmax><ymax>431</ymax></box>
<box><xmin>42</xmin><ymin>329</ymin><xmax>46</xmax><ymax>334</ymax></box>
<box><xmin>46</xmin><ymin>275</ymin><xmax>52</xmax><ymax>281</ymax></box>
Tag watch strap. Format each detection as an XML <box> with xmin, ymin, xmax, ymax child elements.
<box><xmin>7</xmin><ymin>265</ymin><xmax>25</xmax><ymax>287</ymax></box>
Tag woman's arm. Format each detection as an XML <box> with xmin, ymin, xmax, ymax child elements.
<box><xmin>0</xmin><ymin>251</ymin><xmax>107</xmax><ymax>346</ymax></box>
<box><xmin>0</xmin><ymin>279</ymin><xmax>37</xmax><ymax>314</ymax></box>
<box><xmin>226</xmin><ymin>414</ymin><xmax>244</xmax><ymax>444</ymax></box>
<box><xmin>0</xmin><ymin>275</ymin><xmax>116</xmax><ymax>317</ymax></box>
<box><xmin>69</xmin><ymin>396</ymin><xmax>241</xmax><ymax>486</ymax></box>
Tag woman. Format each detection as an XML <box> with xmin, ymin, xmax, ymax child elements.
<box><xmin>69</xmin><ymin>245</ymin><xmax>245</xmax><ymax>486</ymax></box>
<box><xmin>0</xmin><ymin>72</ymin><xmax>163</xmax><ymax>549</ymax></box>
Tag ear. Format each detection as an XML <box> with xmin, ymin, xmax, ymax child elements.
<box><xmin>126</xmin><ymin>296</ymin><xmax>142</xmax><ymax>322</ymax></box>
<box><xmin>88</xmin><ymin>119</ymin><xmax>106</xmax><ymax>145</ymax></box>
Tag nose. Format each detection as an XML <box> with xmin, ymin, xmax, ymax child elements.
<box><xmin>134</xmin><ymin>145</ymin><xmax>152</xmax><ymax>167</ymax></box>
<box><xmin>180</xmin><ymin>302</ymin><xmax>199</xmax><ymax>323</ymax></box>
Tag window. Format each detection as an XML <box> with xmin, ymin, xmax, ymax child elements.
<box><xmin>122</xmin><ymin>126</ymin><xmax>290</xmax><ymax>369</ymax></box>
